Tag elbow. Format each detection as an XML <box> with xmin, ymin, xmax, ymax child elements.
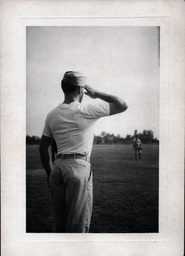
<box><xmin>39</xmin><ymin>143</ymin><xmax>46</xmax><ymax>155</ymax></box>
<box><xmin>121</xmin><ymin>102</ymin><xmax>128</xmax><ymax>112</ymax></box>
<box><xmin>109</xmin><ymin>101</ymin><xmax>128</xmax><ymax>115</ymax></box>
<box><xmin>124</xmin><ymin>103</ymin><xmax>128</xmax><ymax>111</ymax></box>
<box><xmin>39</xmin><ymin>142</ymin><xmax>43</xmax><ymax>152</ymax></box>
<box><xmin>39</xmin><ymin>144</ymin><xmax>43</xmax><ymax>156</ymax></box>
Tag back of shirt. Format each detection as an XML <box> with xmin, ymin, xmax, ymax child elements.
<box><xmin>43</xmin><ymin>101</ymin><xmax>110</xmax><ymax>157</ymax></box>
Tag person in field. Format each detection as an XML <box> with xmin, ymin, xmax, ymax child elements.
<box><xmin>39</xmin><ymin>71</ymin><xmax>128</xmax><ymax>233</ymax></box>
<box><xmin>133</xmin><ymin>135</ymin><xmax>142</xmax><ymax>159</ymax></box>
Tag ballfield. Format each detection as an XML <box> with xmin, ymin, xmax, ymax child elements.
<box><xmin>26</xmin><ymin>144</ymin><xmax>159</xmax><ymax>233</ymax></box>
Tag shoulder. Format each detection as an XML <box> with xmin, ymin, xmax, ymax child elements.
<box><xmin>78</xmin><ymin>101</ymin><xmax>110</xmax><ymax>118</ymax></box>
<box><xmin>79</xmin><ymin>100</ymin><xmax>110</xmax><ymax>112</ymax></box>
<box><xmin>46</xmin><ymin>105</ymin><xmax>61</xmax><ymax>119</ymax></box>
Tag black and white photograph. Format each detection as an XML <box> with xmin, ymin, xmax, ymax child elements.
<box><xmin>1</xmin><ymin>1</ymin><xmax>184</xmax><ymax>256</ymax></box>
<box><xmin>26</xmin><ymin>26</ymin><xmax>159</xmax><ymax>233</ymax></box>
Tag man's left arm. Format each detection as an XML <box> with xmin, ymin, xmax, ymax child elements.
<box><xmin>39</xmin><ymin>135</ymin><xmax>53</xmax><ymax>186</ymax></box>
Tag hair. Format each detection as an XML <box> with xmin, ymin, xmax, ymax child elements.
<box><xmin>61</xmin><ymin>80</ymin><xmax>80</xmax><ymax>93</ymax></box>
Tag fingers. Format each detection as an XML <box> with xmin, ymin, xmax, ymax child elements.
<box><xmin>84</xmin><ymin>85</ymin><xmax>91</xmax><ymax>95</ymax></box>
<box><xmin>84</xmin><ymin>92</ymin><xmax>91</xmax><ymax>98</ymax></box>
<box><xmin>84</xmin><ymin>84</ymin><xmax>92</xmax><ymax>91</ymax></box>
<box><xmin>84</xmin><ymin>84</ymin><xmax>97</xmax><ymax>98</ymax></box>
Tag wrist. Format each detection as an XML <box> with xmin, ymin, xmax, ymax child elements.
<box><xmin>94</xmin><ymin>91</ymin><xmax>100</xmax><ymax>98</ymax></box>
<box><xmin>96</xmin><ymin>91</ymin><xmax>115</xmax><ymax>103</ymax></box>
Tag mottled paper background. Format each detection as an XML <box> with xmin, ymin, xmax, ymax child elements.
<box><xmin>1</xmin><ymin>0</ymin><xmax>184</xmax><ymax>256</ymax></box>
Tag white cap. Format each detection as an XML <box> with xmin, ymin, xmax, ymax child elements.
<box><xmin>62</xmin><ymin>71</ymin><xmax>87</xmax><ymax>87</ymax></box>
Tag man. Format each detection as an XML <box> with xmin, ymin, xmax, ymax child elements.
<box><xmin>133</xmin><ymin>135</ymin><xmax>142</xmax><ymax>159</ymax></box>
<box><xmin>39</xmin><ymin>71</ymin><xmax>128</xmax><ymax>233</ymax></box>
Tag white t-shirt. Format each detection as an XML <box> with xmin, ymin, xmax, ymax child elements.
<box><xmin>133</xmin><ymin>138</ymin><xmax>142</xmax><ymax>148</ymax></box>
<box><xmin>42</xmin><ymin>101</ymin><xmax>110</xmax><ymax>157</ymax></box>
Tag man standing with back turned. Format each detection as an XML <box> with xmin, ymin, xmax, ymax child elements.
<box><xmin>39</xmin><ymin>71</ymin><xmax>128</xmax><ymax>233</ymax></box>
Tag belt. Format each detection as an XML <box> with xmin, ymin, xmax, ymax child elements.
<box><xmin>56</xmin><ymin>153</ymin><xmax>90</xmax><ymax>162</ymax></box>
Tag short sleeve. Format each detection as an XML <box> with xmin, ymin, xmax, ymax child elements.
<box><xmin>42</xmin><ymin>114</ymin><xmax>53</xmax><ymax>138</ymax></box>
<box><xmin>79</xmin><ymin>101</ymin><xmax>110</xmax><ymax>119</ymax></box>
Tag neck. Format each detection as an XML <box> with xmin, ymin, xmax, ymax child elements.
<box><xmin>63</xmin><ymin>94</ymin><xmax>79</xmax><ymax>104</ymax></box>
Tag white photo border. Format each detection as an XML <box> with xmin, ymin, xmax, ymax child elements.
<box><xmin>1</xmin><ymin>0</ymin><xmax>184</xmax><ymax>254</ymax></box>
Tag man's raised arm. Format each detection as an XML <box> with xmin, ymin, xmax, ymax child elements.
<box><xmin>84</xmin><ymin>85</ymin><xmax>128</xmax><ymax>115</ymax></box>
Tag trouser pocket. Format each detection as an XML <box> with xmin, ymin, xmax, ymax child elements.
<box><xmin>88</xmin><ymin>166</ymin><xmax>92</xmax><ymax>182</ymax></box>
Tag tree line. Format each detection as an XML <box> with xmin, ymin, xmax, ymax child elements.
<box><xmin>26</xmin><ymin>130</ymin><xmax>159</xmax><ymax>145</ymax></box>
<box><xmin>94</xmin><ymin>130</ymin><xmax>158</xmax><ymax>144</ymax></box>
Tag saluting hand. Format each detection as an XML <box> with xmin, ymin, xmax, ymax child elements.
<box><xmin>84</xmin><ymin>85</ymin><xmax>98</xmax><ymax>99</ymax></box>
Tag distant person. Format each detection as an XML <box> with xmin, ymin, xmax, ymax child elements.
<box><xmin>133</xmin><ymin>136</ymin><xmax>142</xmax><ymax>159</ymax></box>
<box><xmin>39</xmin><ymin>71</ymin><xmax>128</xmax><ymax>233</ymax></box>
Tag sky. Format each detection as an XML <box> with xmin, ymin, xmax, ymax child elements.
<box><xmin>26</xmin><ymin>26</ymin><xmax>159</xmax><ymax>139</ymax></box>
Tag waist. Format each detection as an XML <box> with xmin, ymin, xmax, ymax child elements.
<box><xmin>56</xmin><ymin>153</ymin><xmax>90</xmax><ymax>162</ymax></box>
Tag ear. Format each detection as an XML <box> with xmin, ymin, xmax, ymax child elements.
<box><xmin>77</xmin><ymin>86</ymin><xmax>81</xmax><ymax>93</ymax></box>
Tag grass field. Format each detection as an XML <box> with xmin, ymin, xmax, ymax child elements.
<box><xmin>26</xmin><ymin>144</ymin><xmax>159</xmax><ymax>233</ymax></box>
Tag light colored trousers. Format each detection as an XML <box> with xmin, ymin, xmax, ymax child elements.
<box><xmin>49</xmin><ymin>158</ymin><xmax>93</xmax><ymax>233</ymax></box>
